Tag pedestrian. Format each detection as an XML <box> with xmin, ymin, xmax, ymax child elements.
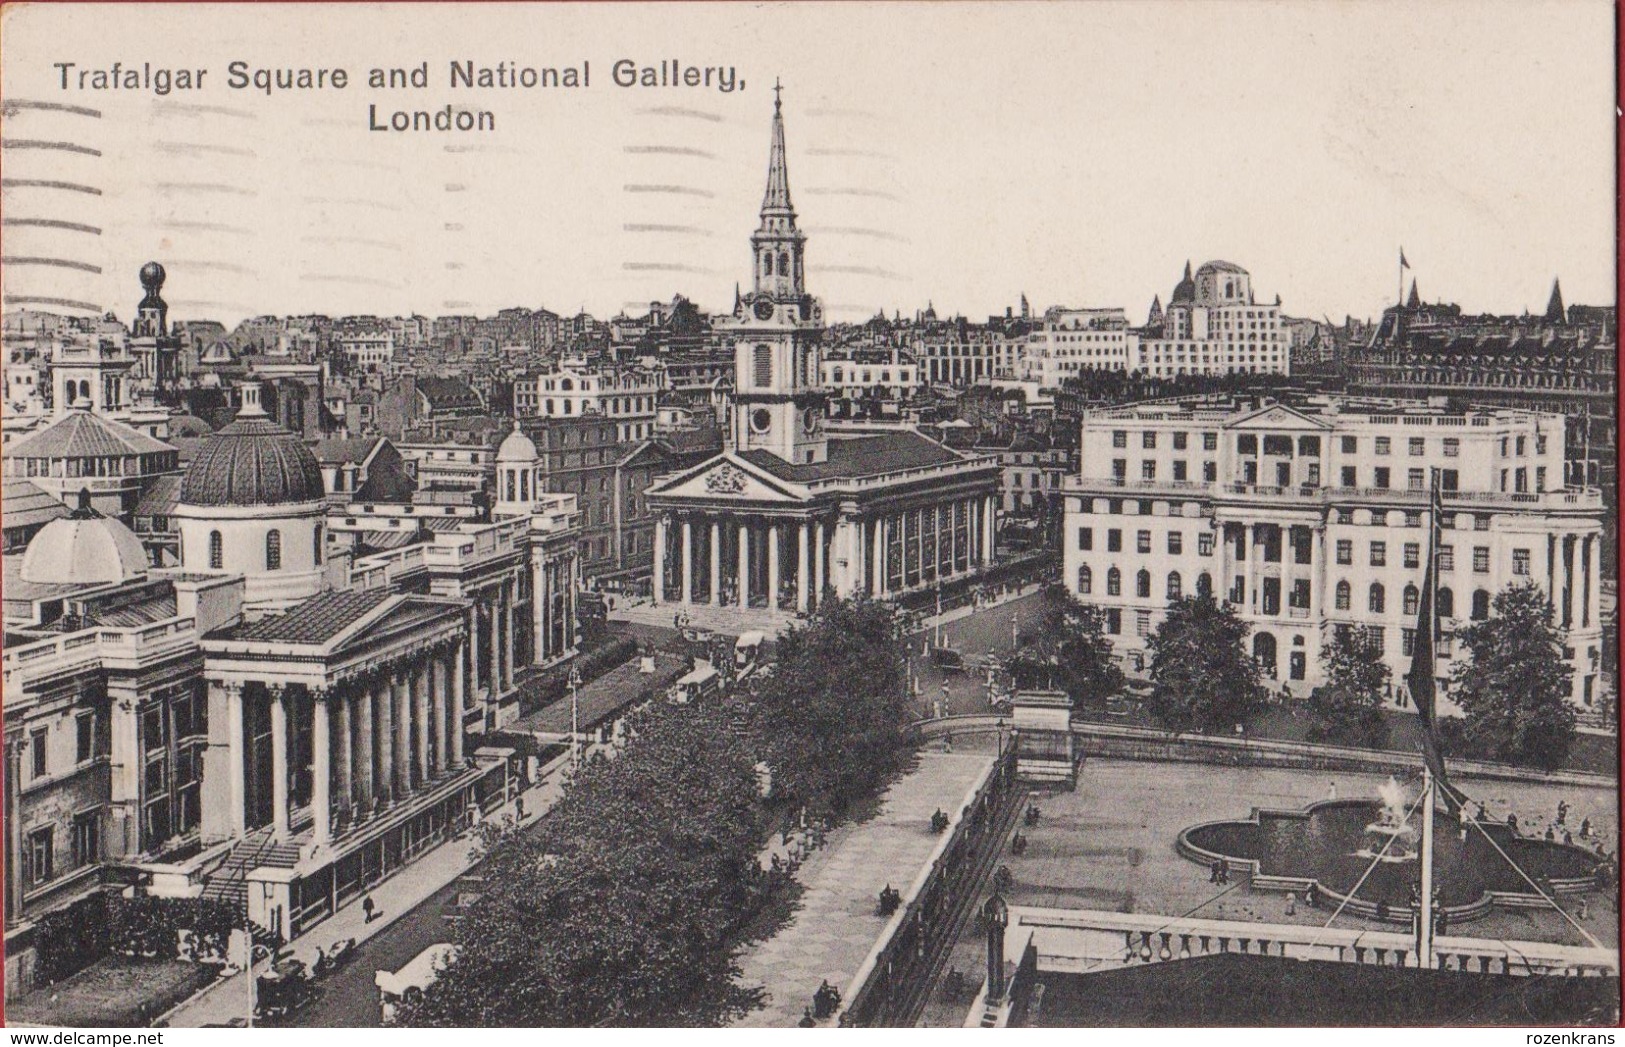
<box><xmin>1557</xmin><ymin>800</ymin><xmax>1569</xmax><ymax>826</ymax></box>
<box><xmin>1305</xmin><ymin>882</ymin><xmax>1319</xmax><ymax>909</ymax></box>
<box><xmin>1210</xmin><ymin>859</ymin><xmax>1222</xmax><ymax>885</ymax></box>
<box><xmin>362</xmin><ymin>893</ymin><xmax>376</xmax><ymax>924</ymax></box>
<box><xmin>516</xmin><ymin>796</ymin><xmax>526</xmax><ymax>821</ymax></box>
<box><xmin>1578</xmin><ymin>898</ymin><xmax>1589</xmax><ymax>920</ymax></box>
<box><xmin>1286</xmin><ymin>892</ymin><xmax>1297</xmax><ymax>916</ymax></box>
<box><xmin>1546</xmin><ymin>826</ymin><xmax>1556</xmax><ymax>842</ymax></box>
<box><xmin>1327</xmin><ymin>780</ymin><xmax>1337</xmax><ymax>801</ymax></box>
<box><xmin>1581</xmin><ymin>817</ymin><xmax>1592</xmax><ymax>839</ymax></box>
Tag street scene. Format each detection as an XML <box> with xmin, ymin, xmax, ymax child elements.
<box><xmin>0</xmin><ymin>0</ymin><xmax>1617</xmax><ymax>1031</ymax></box>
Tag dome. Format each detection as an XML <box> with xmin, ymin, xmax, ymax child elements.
<box><xmin>139</xmin><ymin>261</ymin><xmax>166</xmax><ymax>290</ymax></box>
<box><xmin>1170</xmin><ymin>260</ymin><xmax>1195</xmax><ymax>304</ymax></box>
<box><xmin>497</xmin><ymin>424</ymin><xmax>537</xmax><ymax>463</ymax></box>
<box><xmin>21</xmin><ymin>493</ymin><xmax>148</xmax><ymax>586</ymax></box>
<box><xmin>179</xmin><ymin>398</ymin><xmax>324</xmax><ymax>508</ymax></box>
<box><xmin>1196</xmin><ymin>260</ymin><xmax>1248</xmax><ymax>277</ymax></box>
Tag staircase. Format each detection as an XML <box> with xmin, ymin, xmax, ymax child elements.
<box><xmin>200</xmin><ymin>826</ymin><xmax>304</xmax><ymax>909</ymax></box>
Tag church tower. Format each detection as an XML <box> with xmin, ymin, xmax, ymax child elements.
<box><xmin>724</xmin><ymin>84</ymin><xmax>828</xmax><ymax>465</ymax></box>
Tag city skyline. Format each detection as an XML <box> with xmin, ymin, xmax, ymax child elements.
<box><xmin>0</xmin><ymin>2</ymin><xmax>1614</xmax><ymax>328</ymax></box>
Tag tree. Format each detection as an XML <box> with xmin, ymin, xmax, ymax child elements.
<box><xmin>752</xmin><ymin>595</ymin><xmax>912</xmax><ymax>816</ymax></box>
<box><xmin>1006</xmin><ymin>583</ymin><xmax>1124</xmax><ymax>703</ymax></box>
<box><xmin>1450</xmin><ymin>582</ymin><xmax>1576</xmax><ymax>770</ymax></box>
<box><xmin>1307</xmin><ymin>626</ymin><xmax>1390</xmax><ymax>748</ymax></box>
<box><xmin>1144</xmin><ymin>593</ymin><xmax>1263</xmax><ymax>733</ymax></box>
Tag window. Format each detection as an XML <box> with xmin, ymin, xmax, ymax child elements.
<box><xmin>266</xmin><ymin>529</ymin><xmax>282</xmax><ymax>571</ymax></box>
<box><xmin>208</xmin><ymin>530</ymin><xmax>223</xmax><ymax>570</ymax></box>
<box><xmin>27</xmin><ymin>827</ymin><xmax>53</xmax><ymax>886</ymax></box>
<box><xmin>1136</xmin><ymin>570</ymin><xmax>1151</xmax><ymax>598</ymax></box>
<box><xmin>1473</xmin><ymin>546</ymin><xmax>1490</xmax><ymax>573</ymax></box>
<box><xmin>1473</xmin><ymin>515</ymin><xmax>1489</xmax><ymax>531</ymax></box>
<box><xmin>1203</xmin><ymin>461</ymin><xmax>1217</xmax><ymax>482</ymax></box>
<box><xmin>1197</xmin><ymin>573</ymin><xmax>1213</xmax><ymax>596</ymax></box>
<box><xmin>76</xmin><ymin>714</ymin><xmax>94</xmax><ymax>764</ymax></box>
<box><xmin>753</xmin><ymin>345</ymin><xmax>772</xmax><ymax>387</ymax></box>
<box><xmin>72</xmin><ymin>811</ymin><xmax>100</xmax><ymax>869</ymax></box>
<box><xmin>1335</xmin><ymin>580</ymin><xmax>1352</xmax><ymax>610</ymax></box>
<box><xmin>1203</xmin><ymin>433</ymin><xmax>1218</xmax><ymax>451</ymax></box>
<box><xmin>1408</xmin><ymin>469</ymin><xmax>1425</xmax><ymax>491</ymax></box>
<box><xmin>1375</xmin><ymin>437</ymin><xmax>1391</xmax><ymax>455</ymax></box>
<box><xmin>1106</xmin><ymin>608</ymin><xmax>1121</xmax><ymax>634</ymax></box>
<box><xmin>1077</xmin><ymin>565</ymin><xmax>1092</xmax><ymax>594</ymax></box>
<box><xmin>1370</xmin><ymin>541</ymin><xmax>1386</xmax><ymax>567</ymax></box>
<box><xmin>1514</xmin><ymin>468</ymin><xmax>1527</xmax><ymax>494</ymax></box>
<box><xmin>1198</xmin><ymin>533</ymin><xmax>1214</xmax><ymax>557</ymax></box>
<box><xmin>1142</xmin><ymin>431</ymin><xmax>1157</xmax><ymax>449</ymax></box>
<box><xmin>1409</xmin><ymin>437</ymin><xmax>1425</xmax><ymax>456</ymax></box>
<box><xmin>1443</xmin><ymin>438</ymin><xmax>1459</xmax><ymax>458</ymax></box>
<box><xmin>1112</xmin><ymin>430</ymin><xmax>1127</xmax><ymax>449</ymax></box>
<box><xmin>1077</xmin><ymin>527</ymin><xmax>1092</xmax><ymax>551</ymax></box>
<box><xmin>1112</xmin><ymin>459</ymin><xmax>1127</xmax><ymax>480</ymax></box>
<box><xmin>1107</xmin><ymin>529</ymin><xmax>1122</xmax><ymax>553</ymax></box>
<box><xmin>1512</xmin><ymin>548</ymin><xmax>1530</xmax><ymax>576</ymax></box>
<box><xmin>1137</xmin><ymin>530</ymin><xmax>1152</xmax><ymax>554</ymax></box>
<box><xmin>1374</xmin><ymin>467</ymin><xmax>1390</xmax><ymax>488</ymax></box>
<box><xmin>1168</xmin><ymin>532</ymin><xmax>1183</xmax><ymax>555</ymax></box>
<box><xmin>1142</xmin><ymin>460</ymin><xmax>1156</xmax><ymax>481</ymax></box>
<box><xmin>1135</xmin><ymin>610</ymin><xmax>1152</xmax><ymax>637</ymax></box>
<box><xmin>1173</xmin><ymin>432</ymin><xmax>1188</xmax><ymax>450</ymax></box>
<box><xmin>1341</xmin><ymin>436</ymin><xmax>1357</xmax><ymax>454</ymax></box>
<box><xmin>1290</xmin><ymin>578</ymin><xmax>1310</xmax><ymax>609</ymax></box>
<box><xmin>1403</xmin><ymin>585</ymin><xmax>1420</xmax><ymax>616</ymax></box>
<box><xmin>1402</xmin><ymin>628</ymin><xmax>1417</xmax><ymax>657</ymax></box>
<box><xmin>1107</xmin><ymin>568</ymin><xmax>1121</xmax><ymax>596</ymax></box>
<box><xmin>1536</xmin><ymin>466</ymin><xmax>1547</xmax><ymax>492</ymax></box>
<box><xmin>1368</xmin><ymin>626</ymin><xmax>1386</xmax><ymax>650</ymax></box>
<box><xmin>30</xmin><ymin>728</ymin><xmax>47</xmax><ymax>778</ymax></box>
<box><xmin>1173</xmin><ymin>460</ymin><xmax>1188</xmax><ymax>481</ymax></box>
<box><xmin>1537</xmin><ymin>435</ymin><xmax>1547</xmax><ymax>454</ymax></box>
<box><xmin>1472</xmin><ymin>589</ymin><xmax>1490</xmax><ymax>620</ymax></box>
<box><xmin>1340</xmin><ymin>466</ymin><xmax>1357</xmax><ymax>487</ymax></box>
<box><xmin>1369</xmin><ymin>583</ymin><xmax>1385</xmax><ymax>614</ymax></box>
<box><xmin>1403</xmin><ymin>543</ymin><xmax>1420</xmax><ymax>569</ymax></box>
<box><xmin>314</xmin><ymin>523</ymin><xmax>323</xmax><ymax>564</ymax></box>
<box><xmin>1167</xmin><ymin>572</ymin><xmax>1182</xmax><ymax>599</ymax></box>
<box><xmin>1438</xmin><ymin>588</ymin><xmax>1455</xmax><ymax>618</ymax></box>
<box><xmin>1336</xmin><ymin>539</ymin><xmax>1353</xmax><ymax>565</ymax></box>
<box><xmin>1516</xmin><ymin>436</ymin><xmax>1526</xmax><ymax>456</ymax></box>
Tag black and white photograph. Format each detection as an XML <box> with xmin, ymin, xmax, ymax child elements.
<box><xmin>0</xmin><ymin>0</ymin><xmax>1617</xmax><ymax>1031</ymax></box>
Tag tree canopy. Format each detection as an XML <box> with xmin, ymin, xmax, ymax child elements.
<box><xmin>1144</xmin><ymin>593</ymin><xmax>1263</xmax><ymax>733</ymax></box>
<box><xmin>1006</xmin><ymin>583</ymin><xmax>1124</xmax><ymax>703</ymax></box>
<box><xmin>1449</xmin><ymin>582</ymin><xmax>1576</xmax><ymax>771</ymax></box>
<box><xmin>1308</xmin><ymin>625</ymin><xmax>1390</xmax><ymax>748</ymax></box>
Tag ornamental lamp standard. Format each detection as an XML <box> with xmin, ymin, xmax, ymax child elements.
<box><xmin>568</xmin><ymin>665</ymin><xmax>583</xmax><ymax>766</ymax></box>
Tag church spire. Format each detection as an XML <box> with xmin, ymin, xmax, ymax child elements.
<box><xmin>1406</xmin><ymin>279</ymin><xmax>1420</xmax><ymax>309</ymax></box>
<box><xmin>761</xmin><ymin>79</ymin><xmax>794</xmax><ymax>216</ymax></box>
<box><xmin>1544</xmin><ymin>278</ymin><xmax>1565</xmax><ymax>323</ymax></box>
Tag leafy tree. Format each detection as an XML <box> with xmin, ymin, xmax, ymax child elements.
<box><xmin>1006</xmin><ymin>583</ymin><xmax>1124</xmax><ymax>703</ymax></box>
<box><xmin>1144</xmin><ymin>593</ymin><xmax>1263</xmax><ymax>733</ymax></box>
<box><xmin>752</xmin><ymin>595</ymin><xmax>912</xmax><ymax>816</ymax></box>
<box><xmin>1308</xmin><ymin>626</ymin><xmax>1390</xmax><ymax>747</ymax></box>
<box><xmin>1450</xmin><ymin>582</ymin><xmax>1576</xmax><ymax>770</ymax></box>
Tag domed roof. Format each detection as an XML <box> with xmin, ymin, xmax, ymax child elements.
<box><xmin>1171</xmin><ymin>260</ymin><xmax>1195</xmax><ymax>304</ymax></box>
<box><xmin>20</xmin><ymin>491</ymin><xmax>148</xmax><ymax>586</ymax></box>
<box><xmin>1196</xmin><ymin>260</ymin><xmax>1248</xmax><ymax>276</ymax></box>
<box><xmin>139</xmin><ymin>261</ymin><xmax>167</xmax><ymax>290</ymax></box>
<box><xmin>179</xmin><ymin>392</ymin><xmax>323</xmax><ymax>508</ymax></box>
<box><xmin>497</xmin><ymin>423</ymin><xmax>537</xmax><ymax>463</ymax></box>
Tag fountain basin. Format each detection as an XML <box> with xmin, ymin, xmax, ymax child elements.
<box><xmin>1178</xmin><ymin>799</ymin><xmax>1602</xmax><ymax>924</ymax></box>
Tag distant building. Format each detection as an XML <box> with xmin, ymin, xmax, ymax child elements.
<box><xmin>512</xmin><ymin>361</ymin><xmax>661</xmax><ymax>442</ymax></box>
<box><xmin>1130</xmin><ymin>260</ymin><xmax>1289</xmax><ymax>377</ymax></box>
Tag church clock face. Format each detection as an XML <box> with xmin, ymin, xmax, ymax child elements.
<box><xmin>751</xmin><ymin>408</ymin><xmax>772</xmax><ymax>434</ymax></box>
<box><xmin>754</xmin><ymin>299</ymin><xmax>775</xmax><ymax>321</ymax></box>
<box><xmin>803</xmin><ymin>409</ymin><xmax>818</xmax><ymax>433</ymax></box>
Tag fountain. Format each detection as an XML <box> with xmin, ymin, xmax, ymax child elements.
<box><xmin>1354</xmin><ymin>776</ymin><xmax>1420</xmax><ymax>863</ymax></box>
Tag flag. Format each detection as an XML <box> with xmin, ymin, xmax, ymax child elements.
<box><xmin>1407</xmin><ymin>470</ymin><xmax>1460</xmax><ymax>813</ymax></box>
<box><xmin>1399</xmin><ymin>249</ymin><xmax>1411</xmax><ymax>270</ymax></box>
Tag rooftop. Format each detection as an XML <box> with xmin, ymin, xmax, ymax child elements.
<box><xmin>2</xmin><ymin>479</ymin><xmax>69</xmax><ymax>532</ymax></box>
<box><xmin>224</xmin><ymin>587</ymin><xmax>393</xmax><ymax>645</ymax></box>
<box><xmin>737</xmin><ymin>430</ymin><xmax>968</xmax><ymax>483</ymax></box>
<box><xmin>4</xmin><ymin>410</ymin><xmax>175</xmax><ymax>460</ymax></box>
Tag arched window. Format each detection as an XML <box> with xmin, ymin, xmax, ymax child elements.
<box><xmin>1107</xmin><ymin>567</ymin><xmax>1121</xmax><ymax>596</ymax></box>
<box><xmin>778</xmin><ymin>252</ymin><xmax>790</xmax><ymax>278</ymax></box>
<box><xmin>1167</xmin><ymin>572</ymin><xmax>1182</xmax><ymax>600</ymax></box>
<box><xmin>753</xmin><ymin>345</ymin><xmax>773</xmax><ymax>388</ymax></box>
<box><xmin>1471</xmin><ymin>589</ymin><xmax>1490</xmax><ymax>620</ymax></box>
<box><xmin>209</xmin><ymin>530</ymin><xmax>223</xmax><ymax>570</ymax></box>
<box><xmin>1197</xmin><ymin>572</ymin><xmax>1212</xmax><ymax>597</ymax></box>
<box><xmin>1335</xmin><ymin>580</ymin><xmax>1351</xmax><ymax>610</ymax></box>
<box><xmin>762</xmin><ymin>253</ymin><xmax>773</xmax><ymax>277</ymax></box>
<box><xmin>313</xmin><ymin>523</ymin><xmax>323</xmax><ymax>565</ymax></box>
<box><xmin>1437</xmin><ymin>587</ymin><xmax>1454</xmax><ymax>619</ymax></box>
<box><xmin>1403</xmin><ymin>584</ymin><xmax>1420</xmax><ymax>616</ymax></box>
<box><xmin>1136</xmin><ymin>569</ymin><xmax>1151</xmax><ymax>598</ymax></box>
<box><xmin>1369</xmin><ymin>583</ymin><xmax>1385</xmax><ymax>614</ymax></box>
<box><xmin>505</xmin><ymin>470</ymin><xmax>517</xmax><ymax>502</ymax></box>
<box><xmin>1077</xmin><ymin>564</ymin><xmax>1092</xmax><ymax>595</ymax></box>
<box><xmin>266</xmin><ymin>529</ymin><xmax>282</xmax><ymax>571</ymax></box>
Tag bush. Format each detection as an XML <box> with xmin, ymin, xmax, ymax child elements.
<box><xmin>520</xmin><ymin>636</ymin><xmax>638</xmax><ymax>713</ymax></box>
<box><xmin>33</xmin><ymin>892</ymin><xmax>111</xmax><ymax>986</ymax></box>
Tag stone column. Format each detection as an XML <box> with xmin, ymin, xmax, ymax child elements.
<box><xmin>984</xmin><ymin>494</ymin><xmax>997</xmax><ymax>562</ymax></box>
<box><xmin>451</xmin><ymin>642</ymin><xmax>467</xmax><ymax>767</ymax></box>
<box><xmin>797</xmin><ymin>521</ymin><xmax>810</xmax><ymax>612</ymax></box>
<box><xmin>768</xmin><ymin>523</ymin><xmax>781</xmax><ymax>610</ymax></box>
<box><xmin>375</xmin><ymin>676</ymin><xmax>393</xmax><ymax>804</ymax></box>
<box><xmin>311</xmin><ymin>690</ymin><xmax>331</xmax><ymax>845</ymax></box>
<box><xmin>1582</xmin><ymin>535</ymin><xmax>1593</xmax><ymax>630</ymax></box>
<box><xmin>709</xmin><ymin>517</ymin><xmax>722</xmax><ymax>606</ymax></box>
<box><xmin>504</xmin><ymin>577</ymin><xmax>517</xmax><ymax>692</ymax></box>
<box><xmin>335</xmin><ymin>687</ymin><xmax>353</xmax><ymax>816</ymax></box>
<box><xmin>873</xmin><ymin>517</ymin><xmax>885</xmax><ymax>596</ymax></box>
<box><xmin>225</xmin><ymin>682</ymin><xmax>247</xmax><ymax>836</ymax></box>
<box><xmin>4</xmin><ymin>736</ymin><xmax>22</xmax><ymax>929</ymax></box>
<box><xmin>487</xmin><ymin>591</ymin><xmax>501</xmax><ymax>699</ymax></box>
<box><xmin>356</xmin><ymin>681</ymin><xmax>375</xmax><ymax>809</ymax></box>
<box><xmin>432</xmin><ymin>655</ymin><xmax>448</xmax><ymax>777</ymax></box>
<box><xmin>950</xmin><ymin>500</ymin><xmax>960</xmax><ymax>575</ymax></box>
<box><xmin>681</xmin><ymin>517</ymin><xmax>694</xmax><ymax>604</ymax></box>
<box><xmin>413</xmin><ymin>661</ymin><xmax>431</xmax><ymax>787</ymax></box>
<box><xmin>269</xmin><ymin>686</ymin><xmax>290</xmax><ymax>840</ymax></box>
<box><xmin>813</xmin><ymin>518</ymin><xmax>826</xmax><ymax>606</ymax></box>
<box><xmin>393</xmin><ymin>668</ymin><xmax>412</xmax><ymax>796</ymax></box>
<box><xmin>737</xmin><ymin>519</ymin><xmax>751</xmax><ymax>609</ymax></box>
<box><xmin>652</xmin><ymin>515</ymin><xmax>667</xmax><ymax>605</ymax></box>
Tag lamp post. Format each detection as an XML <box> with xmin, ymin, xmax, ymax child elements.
<box><xmin>983</xmin><ymin>892</ymin><xmax>1010</xmax><ymax>1004</ymax></box>
<box><xmin>568</xmin><ymin>665</ymin><xmax>582</xmax><ymax>767</ymax></box>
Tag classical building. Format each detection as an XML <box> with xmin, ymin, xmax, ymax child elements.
<box><xmin>644</xmin><ymin>90</ymin><xmax>1001</xmax><ymax>628</ymax></box>
<box><xmin>1061</xmin><ymin>394</ymin><xmax>1604</xmax><ymax>711</ymax></box>
<box><xmin>1129</xmin><ymin>261</ymin><xmax>1290</xmax><ymax>377</ymax></box>
<box><xmin>513</xmin><ymin>360</ymin><xmax>662</xmax><ymax>443</ymax></box>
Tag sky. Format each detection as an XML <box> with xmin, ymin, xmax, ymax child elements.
<box><xmin>0</xmin><ymin>1</ymin><xmax>1615</xmax><ymax>328</ymax></box>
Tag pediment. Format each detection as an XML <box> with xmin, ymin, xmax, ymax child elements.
<box><xmin>648</xmin><ymin>455</ymin><xmax>805</xmax><ymax>503</ymax></box>
<box><xmin>1227</xmin><ymin>404</ymin><xmax>1328</xmax><ymax>431</ymax></box>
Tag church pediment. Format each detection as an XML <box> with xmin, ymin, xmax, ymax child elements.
<box><xmin>647</xmin><ymin>454</ymin><xmax>806</xmax><ymax>504</ymax></box>
<box><xmin>1227</xmin><ymin>404</ymin><xmax>1329</xmax><ymax>431</ymax></box>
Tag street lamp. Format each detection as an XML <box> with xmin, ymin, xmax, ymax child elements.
<box><xmin>568</xmin><ymin>665</ymin><xmax>582</xmax><ymax>766</ymax></box>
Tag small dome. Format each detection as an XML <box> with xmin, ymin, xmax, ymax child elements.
<box><xmin>139</xmin><ymin>261</ymin><xmax>166</xmax><ymax>291</ymax></box>
<box><xmin>497</xmin><ymin>424</ymin><xmax>537</xmax><ymax>463</ymax></box>
<box><xmin>21</xmin><ymin>495</ymin><xmax>148</xmax><ymax>586</ymax></box>
<box><xmin>179</xmin><ymin>414</ymin><xmax>324</xmax><ymax>508</ymax></box>
<box><xmin>1196</xmin><ymin>260</ymin><xmax>1248</xmax><ymax>276</ymax></box>
<box><xmin>1170</xmin><ymin>260</ymin><xmax>1195</xmax><ymax>304</ymax></box>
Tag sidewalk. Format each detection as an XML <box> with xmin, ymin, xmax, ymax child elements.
<box><xmin>163</xmin><ymin>755</ymin><xmax>572</xmax><ymax>1027</ymax></box>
